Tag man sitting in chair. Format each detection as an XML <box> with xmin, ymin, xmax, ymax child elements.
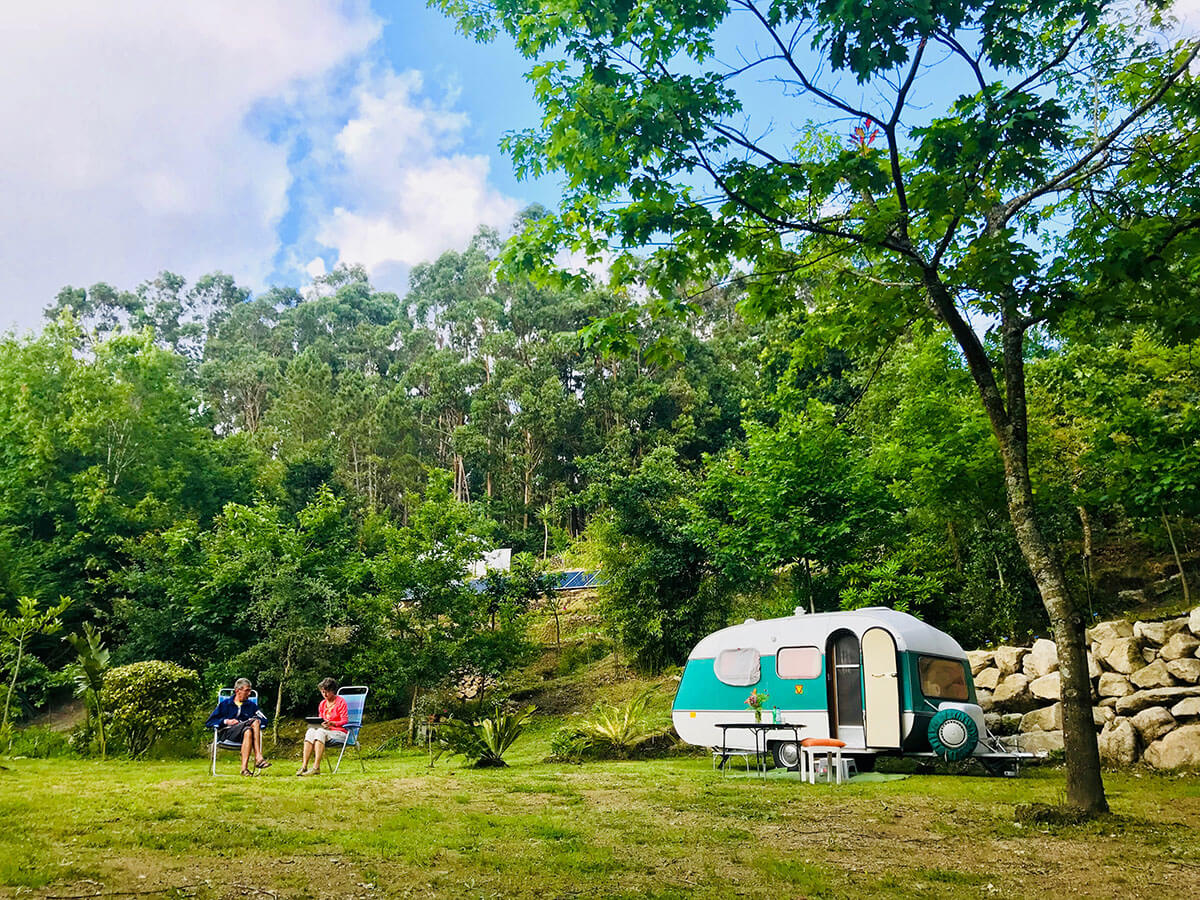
<box><xmin>297</xmin><ymin>677</ymin><xmax>348</xmax><ymax>776</ymax></box>
<box><xmin>205</xmin><ymin>678</ymin><xmax>270</xmax><ymax>776</ymax></box>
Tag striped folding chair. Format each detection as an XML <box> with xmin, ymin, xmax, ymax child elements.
<box><xmin>328</xmin><ymin>686</ymin><xmax>369</xmax><ymax>774</ymax></box>
<box><xmin>210</xmin><ymin>688</ymin><xmax>267</xmax><ymax>776</ymax></box>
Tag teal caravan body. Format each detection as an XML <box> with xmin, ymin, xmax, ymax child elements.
<box><xmin>672</xmin><ymin>607</ymin><xmax>989</xmax><ymax>769</ymax></box>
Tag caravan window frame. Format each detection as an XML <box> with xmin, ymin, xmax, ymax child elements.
<box><xmin>917</xmin><ymin>655</ymin><xmax>970</xmax><ymax>701</ymax></box>
<box><xmin>775</xmin><ymin>646</ymin><xmax>822</xmax><ymax>680</ymax></box>
<box><xmin>714</xmin><ymin>648</ymin><xmax>761</xmax><ymax>686</ymax></box>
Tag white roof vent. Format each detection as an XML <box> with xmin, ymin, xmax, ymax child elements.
<box><xmin>794</xmin><ymin>606</ymin><xmax>807</xmax><ymax>616</ymax></box>
<box><xmin>743</xmin><ymin>617</ymin><xmax>757</xmax><ymax>625</ymax></box>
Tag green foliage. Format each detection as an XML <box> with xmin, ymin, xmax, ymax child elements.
<box><xmin>575</xmin><ymin>689</ymin><xmax>669</xmax><ymax>759</ymax></box>
<box><xmin>101</xmin><ymin>661</ymin><xmax>201</xmax><ymax>758</ymax></box>
<box><xmin>433</xmin><ymin>703</ymin><xmax>536</xmax><ymax>767</ymax></box>
<box><xmin>582</xmin><ymin>446</ymin><xmax>731</xmax><ymax>671</ymax></box>
<box><xmin>65</xmin><ymin>623</ymin><xmax>110</xmax><ymax>757</ymax></box>
<box><xmin>1</xmin><ymin>595</ymin><xmax>72</xmax><ymax>748</ymax></box>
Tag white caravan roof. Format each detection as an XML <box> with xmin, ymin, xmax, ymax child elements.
<box><xmin>688</xmin><ymin>607</ymin><xmax>965</xmax><ymax>660</ymax></box>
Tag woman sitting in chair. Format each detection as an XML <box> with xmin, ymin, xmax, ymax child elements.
<box><xmin>297</xmin><ymin>677</ymin><xmax>348</xmax><ymax>776</ymax></box>
<box><xmin>205</xmin><ymin>677</ymin><xmax>270</xmax><ymax>776</ymax></box>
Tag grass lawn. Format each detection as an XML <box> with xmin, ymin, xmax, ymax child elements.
<box><xmin>3</xmin><ymin>724</ymin><xmax>1199</xmax><ymax>900</ymax></box>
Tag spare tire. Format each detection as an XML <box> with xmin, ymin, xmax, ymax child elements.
<box><xmin>928</xmin><ymin>707</ymin><xmax>978</xmax><ymax>761</ymax></box>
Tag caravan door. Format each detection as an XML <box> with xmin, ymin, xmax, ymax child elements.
<box><xmin>861</xmin><ymin>627</ymin><xmax>902</xmax><ymax>748</ymax></box>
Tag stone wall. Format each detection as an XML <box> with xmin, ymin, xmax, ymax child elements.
<box><xmin>968</xmin><ymin>606</ymin><xmax>1200</xmax><ymax>770</ymax></box>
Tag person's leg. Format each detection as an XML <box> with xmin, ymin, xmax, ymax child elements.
<box><xmin>298</xmin><ymin>739</ymin><xmax>313</xmax><ymax>775</ymax></box>
<box><xmin>250</xmin><ymin>719</ymin><xmax>265</xmax><ymax>765</ymax></box>
<box><xmin>311</xmin><ymin>736</ymin><xmax>326</xmax><ymax>773</ymax></box>
<box><xmin>240</xmin><ymin>728</ymin><xmax>252</xmax><ymax>774</ymax></box>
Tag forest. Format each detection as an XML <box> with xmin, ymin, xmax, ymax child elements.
<box><xmin>2</xmin><ymin>216</ymin><xmax>1196</xmax><ymax>731</ymax></box>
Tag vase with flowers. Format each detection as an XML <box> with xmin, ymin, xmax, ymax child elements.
<box><xmin>744</xmin><ymin>688</ymin><xmax>769</xmax><ymax>723</ymax></box>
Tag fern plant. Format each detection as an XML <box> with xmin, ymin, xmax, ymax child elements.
<box><xmin>434</xmin><ymin>704</ymin><xmax>536</xmax><ymax>768</ymax></box>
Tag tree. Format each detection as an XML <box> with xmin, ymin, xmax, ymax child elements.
<box><xmin>66</xmin><ymin>622</ymin><xmax>110</xmax><ymax>758</ymax></box>
<box><xmin>1</xmin><ymin>595</ymin><xmax>72</xmax><ymax>748</ymax></box>
<box><xmin>438</xmin><ymin>0</ymin><xmax>1200</xmax><ymax>812</ymax></box>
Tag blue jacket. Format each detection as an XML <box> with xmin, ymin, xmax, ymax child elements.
<box><xmin>205</xmin><ymin>697</ymin><xmax>268</xmax><ymax>730</ymax></box>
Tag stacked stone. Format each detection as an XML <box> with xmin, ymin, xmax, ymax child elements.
<box><xmin>966</xmin><ymin>606</ymin><xmax>1200</xmax><ymax>769</ymax></box>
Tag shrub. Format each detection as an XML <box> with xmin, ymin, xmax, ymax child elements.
<box><xmin>102</xmin><ymin>661</ymin><xmax>201</xmax><ymax>758</ymax></box>
<box><xmin>8</xmin><ymin>725</ymin><xmax>72</xmax><ymax>758</ymax></box>
<box><xmin>434</xmin><ymin>703</ymin><xmax>536</xmax><ymax>768</ymax></box>
<box><xmin>555</xmin><ymin>690</ymin><xmax>673</xmax><ymax>760</ymax></box>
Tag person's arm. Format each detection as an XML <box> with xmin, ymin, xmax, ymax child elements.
<box><xmin>248</xmin><ymin>700</ymin><xmax>268</xmax><ymax>724</ymax></box>
<box><xmin>204</xmin><ymin>699</ymin><xmax>230</xmax><ymax>729</ymax></box>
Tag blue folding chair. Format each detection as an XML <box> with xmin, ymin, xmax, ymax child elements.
<box><xmin>328</xmin><ymin>685</ymin><xmax>368</xmax><ymax>774</ymax></box>
<box><xmin>209</xmin><ymin>688</ymin><xmax>268</xmax><ymax>776</ymax></box>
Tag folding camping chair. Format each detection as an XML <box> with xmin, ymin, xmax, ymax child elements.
<box><xmin>327</xmin><ymin>685</ymin><xmax>368</xmax><ymax>774</ymax></box>
<box><xmin>209</xmin><ymin>688</ymin><xmax>269</xmax><ymax>776</ymax></box>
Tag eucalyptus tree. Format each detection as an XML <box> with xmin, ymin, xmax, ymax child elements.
<box><xmin>437</xmin><ymin>0</ymin><xmax>1200</xmax><ymax>811</ymax></box>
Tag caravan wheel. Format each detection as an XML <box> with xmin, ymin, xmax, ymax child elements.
<box><xmin>771</xmin><ymin>740</ymin><xmax>801</xmax><ymax>771</ymax></box>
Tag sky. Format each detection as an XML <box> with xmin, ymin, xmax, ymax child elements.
<box><xmin>1</xmin><ymin>1</ymin><xmax>1198</xmax><ymax>335</ymax></box>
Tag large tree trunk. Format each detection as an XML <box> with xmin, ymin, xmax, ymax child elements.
<box><xmin>922</xmin><ymin>269</ymin><xmax>1107</xmax><ymax>814</ymax></box>
<box><xmin>999</xmin><ymin>441</ymin><xmax>1106</xmax><ymax>813</ymax></box>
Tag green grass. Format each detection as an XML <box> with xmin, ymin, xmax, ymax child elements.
<box><xmin>3</xmin><ymin>735</ymin><xmax>1199</xmax><ymax>899</ymax></box>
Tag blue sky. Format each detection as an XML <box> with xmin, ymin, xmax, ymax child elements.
<box><xmin>1</xmin><ymin>1</ymin><xmax>1197</xmax><ymax>335</ymax></box>
<box><xmin>0</xmin><ymin>1</ymin><xmax>557</xmax><ymax>334</ymax></box>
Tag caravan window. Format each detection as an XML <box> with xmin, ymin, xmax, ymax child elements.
<box><xmin>776</xmin><ymin>646</ymin><xmax>821</xmax><ymax>679</ymax></box>
<box><xmin>918</xmin><ymin>656</ymin><xmax>969</xmax><ymax>701</ymax></box>
<box><xmin>715</xmin><ymin>648</ymin><xmax>761</xmax><ymax>686</ymax></box>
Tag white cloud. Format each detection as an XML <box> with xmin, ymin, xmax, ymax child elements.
<box><xmin>314</xmin><ymin>69</ymin><xmax>520</xmax><ymax>278</ymax></box>
<box><xmin>0</xmin><ymin>1</ymin><xmax>379</xmax><ymax>334</ymax></box>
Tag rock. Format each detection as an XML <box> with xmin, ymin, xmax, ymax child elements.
<box><xmin>1142</xmin><ymin>724</ymin><xmax>1200</xmax><ymax>770</ymax></box>
<box><xmin>974</xmin><ymin>666</ymin><xmax>1002</xmax><ymax>691</ymax></box>
<box><xmin>1170</xmin><ymin>697</ymin><xmax>1200</xmax><ymax>718</ymax></box>
<box><xmin>985</xmin><ymin>712</ymin><xmax>1019</xmax><ymax>737</ymax></box>
<box><xmin>1021</xmin><ymin>703</ymin><xmax>1062</xmax><ymax>733</ymax></box>
<box><xmin>1024</xmin><ymin>639</ymin><xmax>1059</xmax><ymax>679</ymax></box>
<box><xmin>1098</xmin><ymin>718</ymin><xmax>1139</xmax><ymax>767</ymax></box>
<box><xmin>1115</xmin><ymin>686</ymin><xmax>1200</xmax><ymax>715</ymax></box>
<box><xmin>1130</xmin><ymin>706</ymin><xmax>1176</xmax><ymax>743</ymax></box>
<box><xmin>1094</xmin><ymin>637</ymin><xmax>1146</xmax><ymax>674</ymax></box>
<box><xmin>1142</xmin><ymin>648</ymin><xmax>1157</xmax><ymax>664</ymax></box>
<box><xmin>1098</xmin><ymin>672</ymin><xmax>1133</xmax><ymax>698</ymax></box>
<box><xmin>1135</xmin><ymin>617</ymin><xmax>1189</xmax><ymax>646</ymax></box>
<box><xmin>1160</xmin><ymin>632</ymin><xmax>1200</xmax><ymax>661</ymax></box>
<box><xmin>1094</xmin><ymin>706</ymin><xmax>1115</xmax><ymax>726</ymax></box>
<box><xmin>994</xmin><ymin>646</ymin><xmax>1029</xmax><ymax>675</ymax></box>
<box><xmin>1088</xmin><ymin>651</ymin><xmax>1101</xmax><ymax>680</ymax></box>
<box><xmin>1117</xmin><ymin>589</ymin><xmax>1147</xmax><ymax>606</ymax></box>
<box><xmin>1166</xmin><ymin>658</ymin><xmax>1200</xmax><ymax>684</ymax></box>
<box><xmin>1000</xmin><ymin>713</ymin><xmax>1023</xmax><ymax>732</ymax></box>
<box><xmin>1130</xmin><ymin>660</ymin><xmax>1177</xmax><ymax>690</ymax></box>
<box><xmin>1189</xmin><ymin>606</ymin><xmax>1200</xmax><ymax>638</ymax></box>
<box><xmin>992</xmin><ymin>673</ymin><xmax>1037</xmax><ymax>711</ymax></box>
<box><xmin>1088</xmin><ymin>619</ymin><xmax>1133</xmax><ymax>644</ymax></box>
<box><xmin>1099</xmin><ymin>697</ymin><xmax>1119</xmax><ymax>708</ymax></box>
<box><xmin>1019</xmin><ymin>730</ymin><xmax>1065</xmax><ymax>754</ymax></box>
<box><xmin>1030</xmin><ymin>672</ymin><xmax>1061</xmax><ymax>700</ymax></box>
<box><xmin>967</xmin><ymin>650</ymin><xmax>994</xmax><ymax>675</ymax></box>
<box><xmin>976</xmin><ymin>688</ymin><xmax>994</xmax><ymax>712</ymax></box>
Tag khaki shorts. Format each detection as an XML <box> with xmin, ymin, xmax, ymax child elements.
<box><xmin>304</xmin><ymin>727</ymin><xmax>346</xmax><ymax>744</ymax></box>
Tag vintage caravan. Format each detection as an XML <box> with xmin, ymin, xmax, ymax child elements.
<box><xmin>672</xmin><ymin>607</ymin><xmax>1017</xmax><ymax>773</ymax></box>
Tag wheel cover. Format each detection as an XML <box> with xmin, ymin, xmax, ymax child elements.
<box><xmin>928</xmin><ymin>708</ymin><xmax>979</xmax><ymax>761</ymax></box>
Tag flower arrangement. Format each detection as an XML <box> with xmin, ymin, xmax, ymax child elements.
<box><xmin>744</xmin><ymin>688</ymin><xmax>769</xmax><ymax>722</ymax></box>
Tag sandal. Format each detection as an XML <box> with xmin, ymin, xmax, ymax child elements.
<box><xmin>255</xmin><ymin>760</ymin><xmax>272</xmax><ymax>770</ymax></box>
<box><xmin>299</xmin><ymin>769</ymin><xmax>319</xmax><ymax>777</ymax></box>
<box><xmin>296</xmin><ymin>768</ymin><xmax>308</xmax><ymax>777</ymax></box>
<box><xmin>240</xmin><ymin>769</ymin><xmax>254</xmax><ymax>777</ymax></box>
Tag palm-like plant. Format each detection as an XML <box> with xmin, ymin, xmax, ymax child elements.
<box><xmin>66</xmin><ymin>622</ymin><xmax>110</xmax><ymax>758</ymax></box>
<box><xmin>434</xmin><ymin>704</ymin><xmax>536</xmax><ymax>768</ymax></box>
<box><xmin>576</xmin><ymin>689</ymin><xmax>665</xmax><ymax>758</ymax></box>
